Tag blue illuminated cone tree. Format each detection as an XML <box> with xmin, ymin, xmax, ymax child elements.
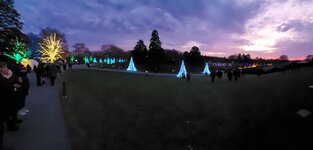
<box><xmin>202</xmin><ymin>63</ymin><xmax>211</xmax><ymax>75</ymax></box>
<box><xmin>83</xmin><ymin>56</ymin><xmax>89</xmax><ymax>64</ymax></box>
<box><xmin>177</xmin><ymin>60</ymin><xmax>187</xmax><ymax>78</ymax></box>
<box><xmin>127</xmin><ymin>57</ymin><xmax>137</xmax><ymax>72</ymax></box>
<box><xmin>93</xmin><ymin>58</ymin><xmax>98</xmax><ymax>63</ymax></box>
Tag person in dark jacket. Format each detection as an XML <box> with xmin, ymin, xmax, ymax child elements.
<box><xmin>233</xmin><ymin>69</ymin><xmax>239</xmax><ymax>81</ymax></box>
<box><xmin>217</xmin><ymin>70</ymin><xmax>223</xmax><ymax>79</ymax></box>
<box><xmin>16</xmin><ymin>65</ymin><xmax>30</xmax><ymax>116</ymax></box>
<box><xmin>26</xmin><ymin>65</ymin><xmax>32</xmax><ymax>72</ymax></box>
<box><xmin>34</xmin><ymin>64</ymin><xmax>44</xmax><ymax>86</ymax></box>
<box><xmin>227</xmin><ymin>70</ymin><xmax>233</xmax><ymax>81</ymax></box>
<box><xmin>186</xmin><ymin>73</ymin><xmax>191</xmax><ymax>82</ymax></box>
<box><xmin>0</xmin><ymin>62</ymin><xmax>21</xmax><ymax>149</ymax></box>
<box><xmin>48</xmin><ymin>64</ymin><xmax>58</xmax><ymax>86</ymax></box>
<box><xmin>63</xmin><ymin>63</ymin><xmax>67</xmax><ymax>71</ymax></box>
<box><xmin>68</xmin><ymin>63</ymin><xmax>72</xmax><ymax>69</ymax></box>
<box><xmin>210</xmin><ymin>70</ymin><xmax>216</xmax><ymax>83</ymax></box>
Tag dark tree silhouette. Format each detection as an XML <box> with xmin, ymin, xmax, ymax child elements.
<box><xmin>73</xmin><ymin>43</ymin><xmax>90</xmax><ymax>56</ymax></box>
<box><xmin>164</xmin><ymin>49</ymin><xmax>182</xmax><ymax>66</ymax></box>
<box><xmin>306</xmin><ymin>55</ymin><xmax>313</xmax><ymax>61</ymax></box>
<box><xmin>148</xmin><ymin>30</ymin><xmax>165</xmax><ymax>70</ymax></box>
<box><xmin>0</xmin><ymin>0</ymin><xmax>24</xmax><ymax>53</ymax></box>
<box><xmin>27</xmin><ymin>33</ymin><xmax>41</xmax><ymax>58</ymax></box>
<box><xmin>279</xmin><ymin>55</ymin><xmax>289</xmax><ymax>61</ymax></box>
<box><xmin>131</xmin><ymin>39</ymin><xmax>148</xmax><ymax>65</ymax></box>
<box><xmin>185</xmin><ymin>46</ymin><xmax>204</xmax><ymax>67</ymax></box>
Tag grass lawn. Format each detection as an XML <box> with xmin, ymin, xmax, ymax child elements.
<box><xmin>59</xmin><ymin>67</ymin><xmax>313</xmax><ymax>150</ymax></box>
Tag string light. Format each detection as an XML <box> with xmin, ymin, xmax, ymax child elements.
<box><xmin>39</xmin><ymin>34</ymin><xmax>64</xmax><ymax>63</ymax></box>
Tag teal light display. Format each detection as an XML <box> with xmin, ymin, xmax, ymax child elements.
<box><xmin>177</xmin><ymin>60</ymin><xmax>187</xmax><ymax>78</ymax></box>
<box><xmin>70</xmin><ymin>55</ymin><xmax>75</xmax><ymax>63</ymax></box>
<box><xmin>99</xmin><ymin>58</ymin><xmax>103</xmax><ymax>63</ymax></box>
<box><xmin>118</xmin><ymin>59</ymin><xmax>125</xmax><ymax>63</ymax></box>
<box><xmin>106</xmin><ymin>58</ymin><xmax>111</xmax><ymax>64</ymax></box>
<box><xmin>202</xmin><ymin>63</ymin><xmax>211</xmax><ymax>75</ymax></box>
<box><xmin>93</xmin><ymin>58</ymin><xmax>98</xmax><ymax>63</ymax></box>
<box><xmin>83</xmin><ymin>56</ymin><xmax>90</xmax><ymax>64</ymax></box>
<box><xmin>127</xmin><ymin>57</ymin><xmax>137</xmax><ymax>72</ymax></box>
<box><xmin>89</xmin><ymin>56</ymin><xmax>93</xmax><ymax>62</ymax></box>
<box><xmin>111</xmin><ymin>58</ymin><xmax>116</xmax><ymax>64</ymax></box>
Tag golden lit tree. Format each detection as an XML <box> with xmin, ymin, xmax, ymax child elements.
<box><xmin>39</xmin><ymin>33</ymin><xmax>64</xmax><ymax>63</ymax></box>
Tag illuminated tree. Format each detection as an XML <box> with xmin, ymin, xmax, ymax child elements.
<box><xmin>4</xmin><ymin>38</ymin><xmax>31</xmax><ymax>64</ymax></box>
<box><xmin>93</xmin><ymin>58</ymin><xmax>98</xmax><ymax>63</ymax></box>
<box><xmin>83</xmin><ymin>56</ymin><xmax>89</xmax><ymax>64</ymax></box>
<box><xmin>39</xmin><ymin>34</ymin><xmax>64</xmax><ymax>63</ymax></box>
<box><xmin>70</xmin><ymin>55</ymin><xmax>75</xmax><ymax>63</ymax></box>
<box><xmin>127</xmin><ymin>57</ymin><xmax>137</xmax><ymax>71</ymax></box>
<box><xmin>177</xmin><ymin>60</ymin><xmax>187</xmax><ymax>78</ymax></box>
<box><xmin>202</xmin><ymin>63</ymin><xmax>211</xmax><ymax>75</ymax></box>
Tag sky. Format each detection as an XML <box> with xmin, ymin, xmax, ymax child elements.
<box><xmin>15</xmin><ymin>0</ymin><xmax>313</xmax><ymax>59</ymax></box>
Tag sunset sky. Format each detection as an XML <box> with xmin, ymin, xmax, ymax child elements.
<box><xmin>15</xmin><ymin>0</ymin><xmax>313</xmax><ymax>59</ymax></box>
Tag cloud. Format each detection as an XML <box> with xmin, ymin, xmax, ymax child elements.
<box><xmin>14</xmin><ymin>0</ymin><xmax>313</xmax><ymax>58</ymax></box>
<box><xmin>240</xmin><ymin>0</ymin><xmax>313</xmax><ymax>58</ymax></box>
<box><xmin>202</xmin><ymin>51</ymin><xmax>228</xmax><ymax>56</ymax></box>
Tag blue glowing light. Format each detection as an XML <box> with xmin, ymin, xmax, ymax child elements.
<box><xmin>83</xmin><ymin>56</ymin><xmax>90</xmax><ymax>64</ymax></box>
<box><xmin>177</xmin><ymin>60</ymin><xmax>187</xmax><ymax>78</ymax></box>
<box><xmin>111</xmin><ymin>58</ymin><xmax>115</xmax><ymax>64</ymax></box>
<box><xmin>99</xmin><ymin>58</ymin><xmax>103</xmax><ymax>63</ymax></box>
<box><xmin>93</xmin><ymin>58</ymin><xmax>98</xmax><ymax>63</ymax></box>
<box><xmin>202</xmin><ymin>63</ymin><xmax>211</xmax><ymax>75</ymax></box>
<box><xmin>106</xmin><ymin>58</ymin><xmax>111</xmax><ymax>64</ymax></box>
<box><xmin>127</xmin><ymin>57</ymin><xmax>137</xmax><ymax>72</ymax></box>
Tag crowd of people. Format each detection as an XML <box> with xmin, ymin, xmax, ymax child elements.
<box><xmin>0</xmin><ymin>61</ymin><xmax>69</xmax><ymax>149</ymax></box>
<box><xmin>211</xmin><ymin>69</ymin><xmax>243</xmax><ymax>82</ymax></box>
<box><xmin>181</xmin><ymin>68</ymin><xmax>244</xmax><ymax>83</ymax></box>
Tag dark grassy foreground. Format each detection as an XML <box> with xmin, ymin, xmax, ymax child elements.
<box><xmin>60</xmin><ymin>67</ymin><xmax>313</xmax><ymax>150</ymax></box>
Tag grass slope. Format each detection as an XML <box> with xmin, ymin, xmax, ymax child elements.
<box><xmin>60</xmin><ymin>67</ymin><xmax>313</xmax><ymax>150</ymax></box>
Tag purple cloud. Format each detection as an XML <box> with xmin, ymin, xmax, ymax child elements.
<box><xmin>15</xmin><ymin>0</ymin><xmax>313</xmax><ymax>59</ymax></box>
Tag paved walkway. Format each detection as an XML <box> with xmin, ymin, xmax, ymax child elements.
<box><xmin>3</xmin><ymin>73</ymin><xmax>71</xmax><ymax>150</ymax></box>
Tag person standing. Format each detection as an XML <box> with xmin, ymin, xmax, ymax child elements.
<box><xmin>48</xmin><ymin>64</ymin><xmax>58</xmax><ymax>86</ymax></box>
<box><xmin>68</xmin><ymin>63</ymin><xmax>72</xmax><ymax>69</ymax></box>
<box><xmin>17</xmin><ymin>65</ymin><xmax>30</xmax><ymax>116</ymax></box>
<box><xmin>26</xmin><ymin>65</ymin><xmax>32</xmax><ymax>73</ymax></box>
<box><xmin>35</xmin><ymin>64</ymin><xmax>43</xmax><ymax>86</ymax></box>
<box><xmin>233</xmin><ymin>69</ymin><xmax>239</xmax><ymax>81</ymax></box>
<box><xmin>227</xmin><ymin>70</ymin><xmax>233</xmax><ymax>81</ymax></box>
<box><xmin>217</xmin><ymin>70</ymin><xmax>223</xmax><ymax>79</ymax></box>
<box><xmin>210</xmin><ymin>70</ymin><xmax>216</xmax><ymax>83</ymax></box>
<box><xmin>186</xmin><ymin>73</ymin><xmax>191</xmax><ymax>82</ymax></box>
<box><xmin>0</xmin><ymin>62</ymin><xmax>21</xmax><ymax>149</ymax></box>
<box><xmin>62</xmin><ymin>63</ymin><xmax>67</xmax><ymax>71</ymax></box>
